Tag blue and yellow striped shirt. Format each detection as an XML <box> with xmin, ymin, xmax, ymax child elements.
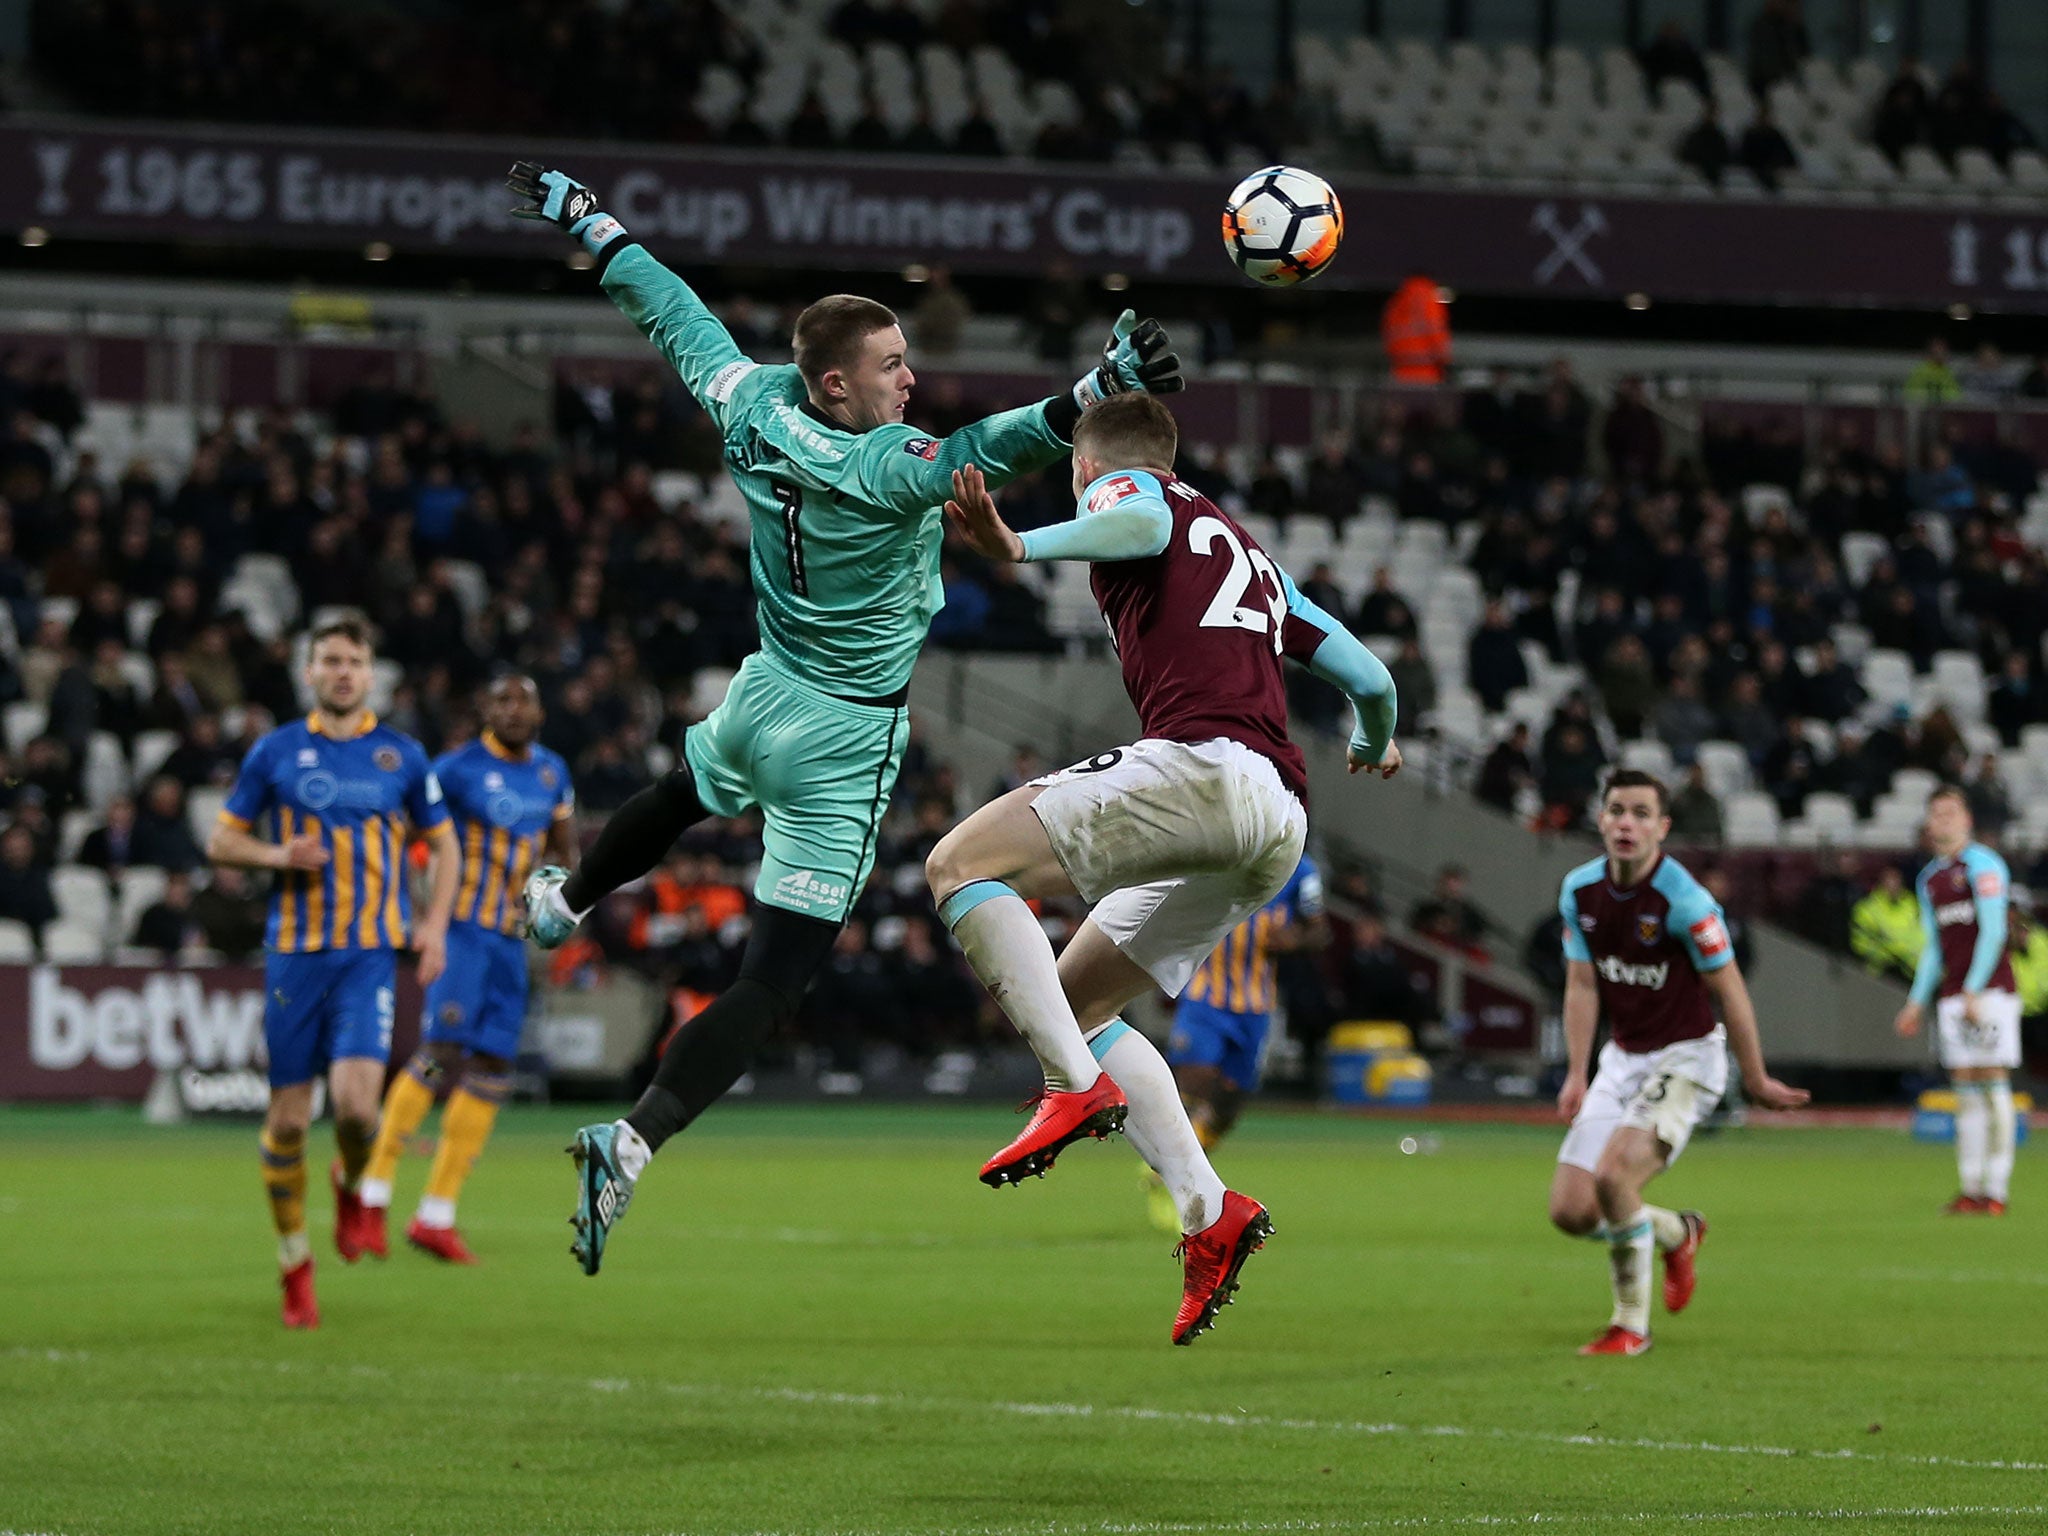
<box><xmin>1184</xmin><ymin>857</ymin><xmax>1323</xmax><ymax>1016</ymax></box>
<box><xmin>436</xmin><ymin>733</ymin><xmax>575</xmax><ymax>937</ymax></box>
<box><xmin>220</xmin><ymin>713</ymin><xmax>450</xmax><ymax>954</ymax></box>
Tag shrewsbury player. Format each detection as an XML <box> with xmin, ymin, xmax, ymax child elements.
<box><xmin>1894</xmin><ymin>786</ymin><xmax>2021</xmax><ymax>1214</ymax></box>
<box><xmin>207</xmin><ymin>614</ymin><xmax>458</xmax><ymax>1328</ymax></box>
<box><xmin>360</xmin><ymin>677</ymin><xmax>575</xmax><ymax>1261</ymax></box>
<box><xmin>929</xmin><ymin>395</ymin><xmax>1399</xmax><ymax>1343</ymax></box>
<box><xmin>499</xmin><ymin>161</ymin><xmax>1183</xmax><ymax>1275</ymax></box>
<box><xmin>1551</xmin><ymin>771</ymin><xmax>1808</xmax><ymax>1357</ymax></box>
<box><xmin>1149</xmin><ymin>855</ymin><xmax>1326</xmax><ymax>1230</ymax></box>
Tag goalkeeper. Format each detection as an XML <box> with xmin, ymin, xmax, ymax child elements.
<box><xmin>502</xmin><ymin>162</ymin><xmax>1185</xmax><ymax>1275</ymax></box>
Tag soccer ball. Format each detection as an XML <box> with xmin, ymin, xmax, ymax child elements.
<box><xmin>1221</xmin><ymin>166</ymin><xmax>1344</xmax><ymax>287</ymax></box>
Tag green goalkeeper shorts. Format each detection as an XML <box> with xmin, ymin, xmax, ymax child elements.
<box><xmin>682</xmin><ymin>652</ymin><xmax>908</xmax><ymax>923</ymax></box>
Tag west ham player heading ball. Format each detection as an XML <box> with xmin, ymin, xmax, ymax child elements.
<box><xmin>929</xmin><ymin>393</ymin><xmax>1399</xmax><ymax>1344</ymax></box>
<box><xmin>1550</xmin><ymin>771</ymin><xmax>1809</xmax><ymax>1357</ymax></box>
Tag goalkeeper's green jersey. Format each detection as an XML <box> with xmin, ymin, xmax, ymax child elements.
<box><xmin>600</xmin><ymin>245</ymin><xmax>1074</xmax><ymax>698</ymax></box>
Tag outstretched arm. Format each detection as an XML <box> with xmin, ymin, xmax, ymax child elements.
<box><xmin>946</xmin><ymin>465</ymin><xmax>1172</xmax><ymax>564</ymax></box>
<box><xmin>507</xmin><ymin>162</ymin><xmax>755</xmax><ymax>428</ymax></box>
<box><xmin>1277</xmin><ymin>567</ymin><xmax>1399</xmax><ymax>777</ymax></box>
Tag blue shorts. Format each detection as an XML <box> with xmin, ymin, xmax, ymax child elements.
<box><xmin>264</xmin><ymin>949</ymin><xmax>398</xmax><ymax>1088</ymax></box>
<box><xmin>421</xmin><ymin>924</ymin><xmax>530</xmax><ymax>1061</ymax></box>
<box><xmin>1167</xmin><ymin>996</ymin><xmax>1274</xmax><ymax>1092</ymax></box>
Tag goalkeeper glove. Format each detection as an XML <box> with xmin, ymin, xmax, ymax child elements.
<box><xmin>506</xmin><ymin>161</ymin><xmax>629</xmax><ymax>257</ymax></box>
<box><xmin>1071</xmin><ymin>309</ymin><xmax>1184</xmax><ymax>411</ymax></box>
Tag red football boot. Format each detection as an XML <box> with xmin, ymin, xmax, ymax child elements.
<box><xmin>332</xmin><ymin>1162</ymin><xmax>368</xmax><ymax>1262</ymax></box>
<box><xmin>1985</xmin><ymin>1198</ymin><xmax>2009</xmax><ymax>1216</ymax></box>
<box><xmin>1943</xmin><ymin>1194</ymin><xmax>1988</xmax><ymax>1215</ymax></box>
<box><xmin>1577</xmin><ymin>1325</ymin><xmax>1651</xmax><ymax>1357</ymax></box>
<box><xmin>1171</xmin><ymin>1190</ymin><xmax>1273</xmax><ymax>1346</ymax></box>
<box><xmin>979</xmin><ymin>1073</ymin><xmax>1127</xmax><ymax>1187</ymax></box>
<box><xmin>1662</xmin><ymin>1210</ymin><xmax>1707</xmax><ymax>1314</ymax></box>
<box><xmin>280</xmin><ymin>1259</ymin><xmax>320</xmax><ymax>1330</ymax></box>
<box><xmin>360</xmin><ymin>1202</ymin><xmax>390</xmax><ymax>1260</ymax></box>
<box><xmin>406</xmin><ymin>1218</ymin><xmax>478</xmax><ymax>1265</ymax></box>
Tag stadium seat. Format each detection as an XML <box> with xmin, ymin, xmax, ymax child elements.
<box><xmin>134</xmin><ymin>729</ymin><xmax>180</xmax><ymax>783</ymax></box>
<box><xmin>117</xmin><ymin>868</ymin><xmax>168</xmax><ymax>939</ymax></box>
<box><xmin>1933</xmin><ymin>651</ymin><xmax>1987</xmax><ymax>719</ymax></box>
<box><xmin>1620</xmin><ymin>739</ymin><xmax>1674</xmax><ymax>780</ymax></box>
<box><xmin>187</xmin><ymin>788</ymin><xmax>230</xmax><ymax>848</ymax></box>
<box><xmin>1695</xmin><ymin>741</ymin><xmax>1751</xmax><ymax>799</ymax></box>
<box><xmin>1839</xmin><ymin>531</ymin><xmax>1889</xmax><ymax>588</ymax></box>
<box><xmin>0</xmin><ymin>919</ymin><xmax>35</xmax><ymax>962</ymax></box>
<box><xmin>43</xmin><ymin>923</ymin><xmax>105</xmax><ymax>964</ymax></box>
<box><xmin>1724</xmin><ymin>793</ymin><xmax>1781</xmax><ymax>847</ymax></box>
<box><xmin>1860</xmin><ymin>650</ymin><xmax>1914</xmax><ymax>712</ymax></box>
<box><xmin>3</xmin><ymin>701</ymin><xmax>46</xmax><ymax>754</ymax></box>
<box><xmin>59</xmin><ymin>810</ymin><xmax>94</xmax><ymax>862</ymax></box>
<box><xmin>126</xmin><ymin>598</ymin><xmax>160</xmax><ymax>650</ymax></box>
<box><xmin>1803</xmin><ymin>793</ymin><xmax>1857</xmax><ymax>845</ymax></box>
<box><xmin>84</xmin><ymin>733</ymin><xmax>129</xmax><ymax>811</ymax></box>
<box><xmin>52</xmin><ymin>866</ymin><xmax>112</xmax><ymax>932</ymax></box>
<box><xmin>1890</xmin><ymin>768</ymin><xmax>1939</xmax><ymax>805</ymax></box>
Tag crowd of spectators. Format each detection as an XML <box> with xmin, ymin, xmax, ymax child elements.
<box><xmin>1872</xmin><ymin>58</ymin><xmax>2037</xmax><ymax>170</ymax></box>
<box><xmin>28</xmin><ymin>0</ymin><xmax>1297</xmax><ymax>168</ymax></box>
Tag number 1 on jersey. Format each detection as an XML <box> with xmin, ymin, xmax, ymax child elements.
<box><xmin>772</xmin><ymin>481</ymin><xmax>809</xmax><ymax>597</ymax></box>
<box><xmin>1189</xmin><ymin>515</ymin><xmax>1286</xmax><ymax>653</ymax></box>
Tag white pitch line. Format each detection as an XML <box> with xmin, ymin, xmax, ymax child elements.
<box><xmin>8</xmin><ymin>1346</ymin><xmax>2044</xmax><ymax>1476</ymax></box>
<box><xmin>653</xmin><ymin>1509</ymin><xmax>2048</xmax><ymax>1536</ymax></box>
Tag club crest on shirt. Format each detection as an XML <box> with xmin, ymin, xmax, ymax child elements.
<box><xmin>1087</xmin><ymin>474</ymin><xmax>1141</xmax><ymax>513</ymax></box>
<box><xmin>540</xmin><ymin>767</ymin><xmax>558</xmax><ymax>788</ymax></box>
<box><xmin>903</xmin><ymin>437</ymin><xmax>940</xmax><ymax>461</ymax></box>
<box><xmin>373</xmin><ymin>745</ymin><xmax>402</xmax><ymax>772</ymax></box>
<box><xmin>1637</xmin><ymin>914</ymin><xmax>1663</xmax><ymax>945</ymax></box>
<box><xmin>440</xmin><ymin>1002</ymin><xmax>465</xmax><ymax>1025</ymax></box>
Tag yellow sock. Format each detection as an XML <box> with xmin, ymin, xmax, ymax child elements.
<box><xmin>260</xmin><ymin>1126</ymin><xmax>308</xmax><ymax>1269</ymax></box>
<box><xmin>365</xmin><ymin>1058</ymin><xmax>437</xmax><ymax>1194</ymax></box>
<box><xmin>419</xmin><ymin>1074</ymin><xmax>507</xmax><ymax>1224</ymax></box>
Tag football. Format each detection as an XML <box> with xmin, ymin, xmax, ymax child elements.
<box><xmin>1221</xmin><ymin>165</ymin><xmax>1345</xmax><ymax>286</ymax></box>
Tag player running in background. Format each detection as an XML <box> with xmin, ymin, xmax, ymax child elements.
<box><xmin>360</xmin><ymin>676</ymin><xmax>576</xmax><ymax>1262</ymax></box>
<box><xmin>1146</xmin><ymin>854</ymin><xmax>1327</xmax><ymax>1230</ymax></box>
<box><xmin>498</xmin><ymin>161</ymin><xmax>1183</xmax><ymax>1276</ymax></box>
<box><xmin>1894</xmin><ymin>786</ymin><xmax>2022</xmax><ymax>1215</ymax></box>
<box><xmin>207</xmin><ymin>613</ymin><xmax>458</xmax><ymax>1328</ymax></box>
<box><xmin>1550</xmin><ymin>770</ymin><xmax>1809</xmax><ymax>1357</ymax></box>
<box><xmin>928</xmin><ymin>394</ymin><xmax>1399</xmax><ymax>1343</ymax></box>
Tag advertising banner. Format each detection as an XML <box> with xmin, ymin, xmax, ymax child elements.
<box><xmin>7</xmin><ymin>117</ymin><xmax>2047</xmax><ymax>309</ymax></box>
<box><xmin>0</xmin><ymin>964</ymin><xmax>422</xmax><ymax>1105</ymax></box>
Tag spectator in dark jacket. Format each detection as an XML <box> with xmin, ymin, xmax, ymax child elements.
<box><xmin>1468</xmin><ymin>600</ymin><xmax>1530</xmax><ymax>712</ymax></box>
<box><xmin>1745</xmin><ymin>0</ymin><xmax>1809</xmax><ymax>96</ymax></box>
<box><xmin>133</xmin><ymin>869</ymin><xmax>202</xmax><ymax>957</ymax></box>
<box><xmin>192</xmin><ymin>865</ymin><xmax>267</xmax><ymax>960</ymax></box>
<box><xmin>1476</xmin><ymin>723</ymin><xmax>1535</xmax><ymax>812</ymax></box>
<box><xmin>1989</xmin><ymin>650</ymin><xmax>2041</xmax><ymax>747</ymax></box>
<box><xmin>1801</xmin><ymin>637</ymin><xmax>1867</xmax><ymax>724</ymax></box>
<box><xmin>79</xmin><ymin>795</ymin><xmax>138</xmax><ymax>874</ymax></box>
<box><xmin>0</xmin><ymin>823</ymin><xmax>57</xmax><ymax>942</ymax></box>
<box><xmin>131</xmin><ymin>775</ymin><xmax>202</xmax><ymax>872</ymax></box>
<box><xmin>1738</xmin><ymin>103</ymin><xmax>1799</xmax><ymax>190</ymax></box>
<box><xmin>1667</xmin><ymin>764</ymin><xmax>1725</xmax><ymax>843</ymax></box>
<box><xmin>1679</xmin><ymin>104</ymin><xmax>1733</xmax><ymax>186</ymax></box>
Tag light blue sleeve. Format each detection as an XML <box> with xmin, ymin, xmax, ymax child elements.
<box><xmin>1961</xmin><ymin>846</ymin><xmax>2011</xmax><ymax>993</ymax></box>
<box><xmin>1559</xmin><ymin>880</ymin><xmax>1592</xmax><ymax>963</ymax></box>
<box><xmin>1293</xmin><ymin>858</ymin><xmax>1324</xmax><ymax>921</ymax></box>
<box><xmin>1666</xmin><ymin>878</ymin><xmax>1735</xmax><ymax>974</ymax></box>
<box><xmin>1278</xmin><ymin>566</ymin><xmax>1397</xmax><ymax>762</ymax></box>
<box><xmin>1018</xmin><ymin>470</ymin><xmax>1173</xmax><ymax>563</ymax></box>
<box><xmin>1909</xmin><ymin>867</ymin><xmax>1943</xmax><ymax>1007</ymax></box>
<box><xmin>404</xmin><ymin>738</ymin><xmax>450</xmax><ymax>833</ymax></box>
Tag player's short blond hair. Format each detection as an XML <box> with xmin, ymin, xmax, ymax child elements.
<box><xmin>1075</xmin><ymin>393</ymin><xmax>1178</xmax><ymax>473</ymax></box>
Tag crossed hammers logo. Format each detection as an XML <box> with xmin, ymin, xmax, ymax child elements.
<box><xmin>1530</xmin><ymin>201</ymin><xmax>1608</xmax><ymax>285</ymax></box>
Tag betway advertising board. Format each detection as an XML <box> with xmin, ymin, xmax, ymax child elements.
<box><xmin>0</xmin><ymin>965</ymin><xmax>420</xmax><ymax>1106</ymax></box>
<box><xmin>7</xmin><ymin>116</ymin><xmax>2048</xmax><ymax>308</ymax></box>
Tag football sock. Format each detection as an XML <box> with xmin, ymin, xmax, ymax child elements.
<box><xmin>418</xmin><ymin>1069</ymin><xmax>510</xmax><ymax>1227</ymax></box>
<box><xmin>1086</xmin><ymin>1019</ymin><xmax>1227</xmax><ymax>1235</ymax></box>
<box><xmin>362</xmin><ymin>1055</ymin><xmax>438</xmax><ymax>1206</ymax></box>
<box><xmin>1644</xmin><ymin>1204</ymin><xmax>1688</xmax><ymax>1253</ymax></box>
<box><xmin>1985</xmin><ymin>1080</ymin><xmax>2016</xmax><ymax>1203</ymax></box>
<box><xmin>562</xmin><ymin>767</ymin><xmax>707</xmax><ymax>913</ymax></box>
<box><xmin>333</xmin><ymin>1115</ymin><xmax>375</xmax><ymax>1190</ymax></box>
<box><xmin>1605</xmin><ymin>1209</ymin><xmax>1654</xmax><ymax>1334</ymax></box>
<box><xmin>939</xmin><ymin>881</ymin><xmax>1099</xmax><ymax>1092</ymax></box>
<box><xmin>260</xmin><ymin>1125</ymin><xmax>308</xmax><ymax>1270</ymax></box>
<box><xmin>1575</xmin><ymin>1222</ymin><xmax>1612</xmax><ymax>1242</ymax></box>
<box><xmin>1954</xmin><ymin>1082</ymin><xmax>1990</xmax><ymax>1198</ymax></box>
<box><xmin>625</xmin><ymin>905</ymin><xmax>839</xmax><ymax>1153</ymax></box>
<box><xmin>611</xmin><ymin>1120</ymin><xmax>653</xmax><ymax>1181</ymax></box>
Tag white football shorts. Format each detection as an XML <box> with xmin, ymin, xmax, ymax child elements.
<box><xmin>1558</xmin><ymin>1025</ymin><xmax>1730</xmax><ymax>1172</ymax></box>
<box><xmin>1934</xmin><ymin>991</ymin><xmax>2022</xmax><ymax>1071</ymax></box>
<box><xmin>1031</xmin><ymin>736</ymin><xmax>1307</xmax><ymax>997</ymax></box>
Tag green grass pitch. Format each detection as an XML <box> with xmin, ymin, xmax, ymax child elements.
<box><xmin>0</xmin><ymin>1104</ymin><xmax>2041</xmax><ymax>1535</ymax></box>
